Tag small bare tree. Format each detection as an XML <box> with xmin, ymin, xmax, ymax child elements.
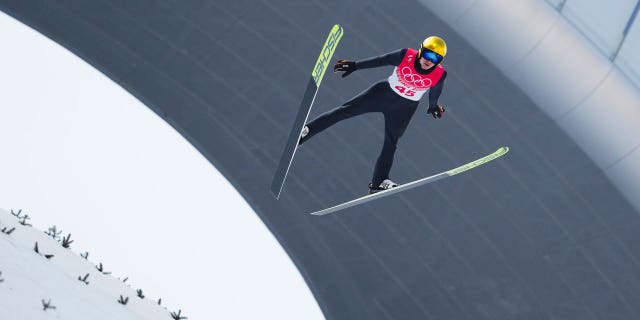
<box><xmin>61</xmin><ymin>234</ymin><xmax>73</xmax><ymax>248</ymax></box>
<box><xmin>171</xmin><ymin>309</ymin><xmax>188</xmax><ymax>320</ymax></box>
<box><xmin>78</xmin><ymin>273</ymin><xmax>90</xmax><ymax>285</ymax></box>
<box><xmin>96</xmin><ymin>263</ymin><xmax>111</xmax><ymax>275</ymax></box>
<box><xmin>1</xmin><ymin>226</ymin><xmax>15</xmax><ymax>235</ymax></box>
<box><xmin>42</xmin><ymin>299</ymin><xmax>56</xmax><ymax>311</ymax></box>
<box><xmin>45</xmin><ymin>226</ymin><xmax>63</xmax><ymax>240</ymax></box>
<box><xmin>34</xmin><ymin>242</ymin><xmax>54</xmax><ymax>259</ymax></box>
<box><xmin>11</xmin><ymin>210</ymin><xmax>31</xmax><ymax>227</ymax></box>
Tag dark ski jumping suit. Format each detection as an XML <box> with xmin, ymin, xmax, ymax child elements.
<box><xmin>300</xmin><ymin>48</ymin><xmax>447</xmax><ymax>188</ymax></box>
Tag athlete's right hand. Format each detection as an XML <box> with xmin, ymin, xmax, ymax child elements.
<box><xmin>334</xmin><ymin>59</ymin><xmax>356</xmax><ymax>78</ymax></box>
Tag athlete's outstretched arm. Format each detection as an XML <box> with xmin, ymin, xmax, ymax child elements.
<box><xmin>427</xmin><ymin>71</ymin><xmax>447</xmax><ymax>118</ymax></box>
<box><xmin>428</xmin><ymin>71</ymin><xmax>446</xmax><ymax>107</ymax></box>
<box><xmin>355</xmin><ymin>48</ymin><xmax>406</xmax><ymax>69</ymax></box>
<box><xmin>334</xmin><ymin>49</ymin><xmax>406</xmax><ymax>77</ymax></box>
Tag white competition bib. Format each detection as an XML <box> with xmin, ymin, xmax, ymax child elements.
<box><xmin>388</xmin><ymin>66</ymin><xmax>431</xmax><ymax>101</ymax></box>
<box><xmin>387</xmin><ymin>49</ymin><xmax>445</xmax><ymax>101</ymax></box>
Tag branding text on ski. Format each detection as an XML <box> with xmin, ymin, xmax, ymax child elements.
<box><xmin>312</xmin><ymin>25</ymin><xmax>343</xmax><ymax>86</ymax></box>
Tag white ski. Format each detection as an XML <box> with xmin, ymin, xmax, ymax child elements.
<box><xmin>310</xmin><ymin>146</ymin><xmax>509</xmax><ymax>216</ymax></box>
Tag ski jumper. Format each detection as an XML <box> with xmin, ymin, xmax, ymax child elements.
<box><xmin>300</xmin><ymin>48</ymin><xmax>447</xmax><ymax>187</ymax></box>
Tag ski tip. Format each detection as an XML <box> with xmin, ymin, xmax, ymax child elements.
<box><xmin>312</xmin><ymin>24</ymin><xmax>345</xmax><ymax>87</ymax></box>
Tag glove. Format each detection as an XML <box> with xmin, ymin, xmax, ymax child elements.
<box><xmin>334</xmin><ymin>59</ymin><xmax>357</xmax><ymax>78</ymax></box>
<box><xmin>427</xmin><ymin>105</ymin><xmax>445</xmax><ymax>119</ymax></box>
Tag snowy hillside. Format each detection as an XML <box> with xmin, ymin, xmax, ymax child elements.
<box><xmin>0</xmin><ymin>208</ymin><xmax>186</xmax><ymax>320</ymax></box>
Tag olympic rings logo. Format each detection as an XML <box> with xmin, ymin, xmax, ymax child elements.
<box><xmin>398</xmin><ymin>66</ymin><xmax>432</xmax><ymax>88</ymax></box>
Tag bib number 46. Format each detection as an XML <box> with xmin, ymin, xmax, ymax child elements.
<box><xmin>395</xmin><ymin>85</ymin><xmax>415</xmax><ymax>97</ymax></box>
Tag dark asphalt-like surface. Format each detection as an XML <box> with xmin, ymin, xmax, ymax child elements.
<box><xmin>2</xmin><ymin>1</ymin><xmax>640</xmax><ymax>319</ymax></box>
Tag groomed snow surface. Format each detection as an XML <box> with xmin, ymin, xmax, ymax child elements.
<box><xmin>0</xmin><ymin>208</ymin><xmax>180</xmax><ymax>320</ymax></box>
<box><xmin>0</xmin><ymin>11</ymin><xmax>323</xmax><ymax>320</ymax></box>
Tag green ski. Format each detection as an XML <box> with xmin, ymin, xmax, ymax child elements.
<box><xmin>271</xmin><ymin>24</ymin><xmax>344</xmax><ymax>199</ymax></box>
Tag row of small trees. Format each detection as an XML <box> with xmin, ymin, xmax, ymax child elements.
<box><xmin>1</xmin><ymin>209</ymin><xmax>187</xmax><ymax>320</ymax></box>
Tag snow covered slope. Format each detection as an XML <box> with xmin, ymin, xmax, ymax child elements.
<box><xmin>0</xmin><ymin>208</ymin><xmax>186</xmax><ymax>320</ymax></box>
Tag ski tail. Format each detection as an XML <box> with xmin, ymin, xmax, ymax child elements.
<box><xmin>271</xmin><ymin>24</ymin><xmax>344</xmax><ymax>199</ymax></box>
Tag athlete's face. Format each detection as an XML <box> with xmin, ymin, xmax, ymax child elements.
<box><xmin>419</xmin><ymin>57</ymin><xmax>435</xmax><ymax>69</ymax></box>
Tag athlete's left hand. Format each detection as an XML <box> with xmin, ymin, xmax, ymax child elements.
<box><xmin>427</xmin><ymin>105</ymin><xmax>445</xmax><ymax>119</ymax></box>
<box><xmin>334</xmin><ymin>59</ymin><xmax>357</xmax><ymax>78</ymax></box>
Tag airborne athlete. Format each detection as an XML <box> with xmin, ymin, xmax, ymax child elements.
<box><xmin>298</xmin><ymin>36</ymin><xmax>448</xmax><ymax>194</ymax></box>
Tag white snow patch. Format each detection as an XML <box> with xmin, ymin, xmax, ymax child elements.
<box><xmin>0</xmin><ymin>208</ymin><xmax>179</xmax><ymax>320</ymax></box>
<box><xmin>0</xmin><ymin>10</ymin><xmax>324</xmax><ymax>320</ymax></box>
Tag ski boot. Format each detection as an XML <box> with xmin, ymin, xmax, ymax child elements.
<box><xmin>297</xmin><ymin>125</ymin><xmax>309</xmax><ymax>147</ymax></box>
<box><xmin>368</xmin><ymin>179</ymin><xmax>399</xmax><ymax>194</ymax></box>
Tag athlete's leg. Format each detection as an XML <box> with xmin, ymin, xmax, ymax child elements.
<box><xmin>300</xmin><ymin>82</ymin><xmax>385</xmax><ymax>144</ymax></box>
<box><xmin>370</xmin><ymin>105</ymin><xmax>418</xmax><ymax>187</ymax></box>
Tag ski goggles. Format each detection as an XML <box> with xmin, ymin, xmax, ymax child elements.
<box><xmin>421</xmin><ymin>50</ymin><xmax>443</xmax><ymax>64</ymax></box>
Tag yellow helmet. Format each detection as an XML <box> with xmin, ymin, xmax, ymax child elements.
<box><xmin>419</xmin><ymin>36</ymin><xmax>447</xmax><ymax>62</ymax></box>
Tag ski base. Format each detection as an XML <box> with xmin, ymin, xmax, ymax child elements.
<box><xmin>271</xmin><ymin>24</ymin><xmax>344</xmax><ymax>199</ymax></box>
<box><xmin>309</xmin><ymin>146</ymin><xmax>509</xmax><ymax>216</ymax></box>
